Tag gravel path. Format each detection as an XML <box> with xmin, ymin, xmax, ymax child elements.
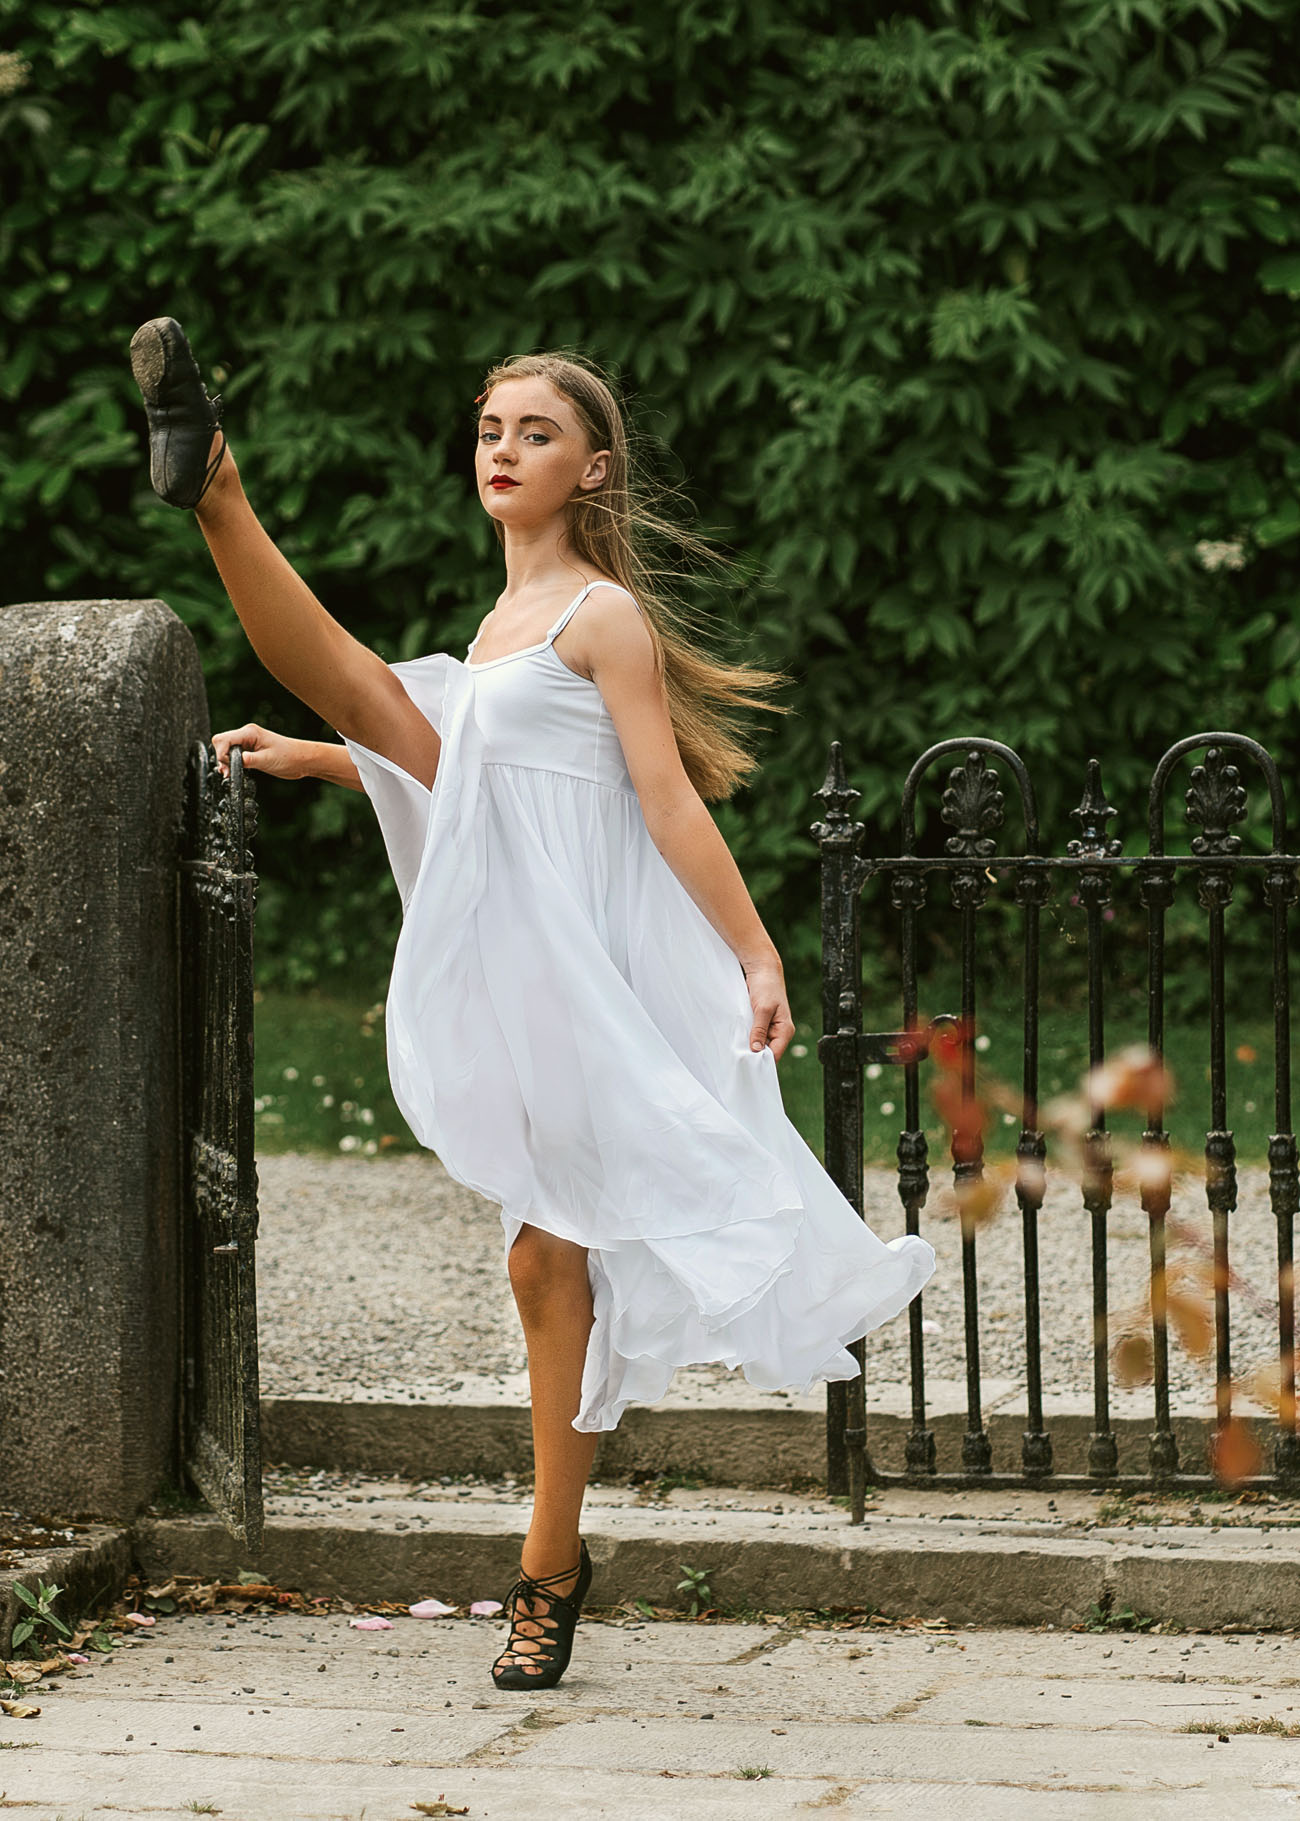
<box><xmin>256</xmin><ymin>1154</ymin><xmax>1290</xmax><ymax>1409</ymax></box>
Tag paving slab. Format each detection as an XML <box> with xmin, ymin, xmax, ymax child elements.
<box><xmin>7</xmin><ymin>1614</ymin><xmax>1300</xmax><ymax>1820</ymax></box>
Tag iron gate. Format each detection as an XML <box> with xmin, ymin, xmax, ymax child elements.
<box><xmin>179</xmin><ymin>741</ymin><xmax>263</xmax><ymax>1550</ymax></box>
<box><xmin>815</xmin><ymin>731</ymin><xmax>1299</xmax><ymax>1518</ymax></box>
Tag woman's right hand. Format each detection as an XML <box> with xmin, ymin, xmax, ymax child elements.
<box><xmin>212</xmin><ymin>723</ymin><xmax>310</xmax><ymax>781</ymax></box>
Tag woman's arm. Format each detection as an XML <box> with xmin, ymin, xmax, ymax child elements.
<box><xmin>195</xmin><ymin>440</ymin><xmax>440</xmax><ymax>788</ymax></box>
<box><xmin>567</xmin><ymin>595</ymin><xmax>796</xmax><ymax>1059</ymax></box>
<box><xmin>212</xmin><ymin>724</ymin><xmax>364</xmax><ymax>792</ymax></box>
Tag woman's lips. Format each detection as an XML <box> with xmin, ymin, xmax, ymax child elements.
<box><xmin>490</xmin><ymin>477</ymin><xmax>520</xmax><ymax>490</ymax></box>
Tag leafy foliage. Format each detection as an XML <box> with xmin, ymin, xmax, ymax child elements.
<box><xmin>4</xmin><ymin>0</ymin><xmax>1300</xmax><ymax>1001</ymax></box>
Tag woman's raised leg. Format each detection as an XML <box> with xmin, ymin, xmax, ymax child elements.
<box><xmin>496</xmin><ymin>1224</ymin><xmax>599</xmax><ymax>1675</ymax></box>
<box><xmin>191</xmin><ymin>443</ymin><xmax>440</xmax><ymax>787</ymax></box>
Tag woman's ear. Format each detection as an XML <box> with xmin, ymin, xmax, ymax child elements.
<box><xmin>579</xmin><ymin>449</ymin><xmax>611</xmax><ymax>491</ymax></box>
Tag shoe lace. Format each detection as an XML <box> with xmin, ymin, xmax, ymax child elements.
<box><xmin>495</xmin><ymin>1556</ymin><xmax>583</xmax><ymax>1668</ymax></box>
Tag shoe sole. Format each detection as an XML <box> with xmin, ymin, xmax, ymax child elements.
<box><xmin>128</xmin><ymin>319</ymin><xmax>173</xmax><ymax>402</ymax></box>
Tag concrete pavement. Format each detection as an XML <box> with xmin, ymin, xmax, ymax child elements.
<box><xmin>3</xmin><ymin>1609</ymin><xmax>1300</xmax><ymax>1818</ymax></box>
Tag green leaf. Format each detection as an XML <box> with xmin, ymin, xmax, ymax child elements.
<box><xmin>1255</xmin><ymin>498</ymin><xmax>1300</xmax><ymax>546</ymax></box>
<box><xmin>1258</xmin><ymin>254</ymin><xmax>1300</xmax><ymax>297</ymax></box>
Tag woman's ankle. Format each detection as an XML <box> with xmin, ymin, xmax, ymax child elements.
<box><xmin>194</xmin><ymin>436</ymin><xmax>241</xmax><ymax>525</ymax></box>
<box><xmin>520</xmin><ymin>1530</ymin><xmax>582</xmax><ymax>1583</ymax></box>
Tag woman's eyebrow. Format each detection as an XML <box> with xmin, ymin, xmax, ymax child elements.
<box><xmin>477</xmin><ymin>411</ymin><xmax>564</xmax><ymax>431</ymax></box>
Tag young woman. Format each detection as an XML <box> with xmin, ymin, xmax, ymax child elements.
<box><xmin>128</xmin><ymin>319</ymin><xmax>935</xmax><ymax>1691</ymax></box>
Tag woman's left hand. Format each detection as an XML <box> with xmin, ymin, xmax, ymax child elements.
<box><xmin>742</xmin><ymin>953</ymin><xmax>796</xmax><ymax>1060</ymax></box>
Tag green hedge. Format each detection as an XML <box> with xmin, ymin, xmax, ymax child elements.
<box><xmin>4</xmin><ymin>0</ymin><xmax>1299</xmax><ymax>1000</ymax></box>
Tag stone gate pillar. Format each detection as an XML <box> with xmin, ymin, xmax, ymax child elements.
<box><xmin>0</xmin><ymin>599</ymin><xmax>208</xmax><ymax>1518</ymax></box>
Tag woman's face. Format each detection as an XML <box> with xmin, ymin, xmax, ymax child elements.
<box><xmin>475</xmin><ymin>377</ymin><xmax>609</xmax><ymax>531</ymax></box>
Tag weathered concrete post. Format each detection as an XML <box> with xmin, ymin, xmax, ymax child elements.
<box><xmin>0</xmin><ymin>600</ymin><xmax>208</xmax><ymax>1518</ymax></box>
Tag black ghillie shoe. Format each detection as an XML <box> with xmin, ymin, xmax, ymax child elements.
<box><xmin>128</xmin><ymin>317</ymin><xmax>226</xmax><ymax>509</ymax></box>
<box><xmin>490</xmin><ymin>1540</ymin><xmax>593</xmax><ymax>1691</ymax></box>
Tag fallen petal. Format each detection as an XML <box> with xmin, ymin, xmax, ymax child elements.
<box><xmin>0</xmin><ymin>1700</ymin><xmax>40</xmax><ymax>1718</ymax></box>
<box><xmin>408</xmin><ymin>1599</ymin><xmax>457</xmax><ymax>1619</ymax></box>
<box><xmin>124</xmin><ymin>1613</ymin><xmax>155</xmax><ymax>1628</ymax></box>
<box><xmin>349</xmin><ymin>1616</ymin><xmax>394</xmax><ymax>1631</ymax></box>
<box><xmin>469</xmin><ymin>1599</ymin><xmax>503</xmax><ymax>1617</ymax></box>
<box><xmin>67</xmin><ymin>1653</ymin><xmax>89</xmax><ymax>1665</ymax></box>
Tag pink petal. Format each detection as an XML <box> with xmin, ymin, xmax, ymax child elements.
<box><xmin>67</xmin><ymin>1653</ymin><xmax>89</xmax><ymax>1665</ymax></box>
<box><xmin>408</xmin><ymin>1599</ymin><xmax>457</xmax><ymax>1619</ymax></box>
<box><xmin>124</xmin><ymin>1613</ymin><xmax>155</xmax><ymax>1627</ymax></box>
<box><xmin>469</xmin><ymin>1599</ymin><xmax>503</xmax><ymax>1617</ymax></box>
<box><xmin>349</xmin><ymin>1616</ymin><xmax>393</xmax><ymax>1631</ymax></box>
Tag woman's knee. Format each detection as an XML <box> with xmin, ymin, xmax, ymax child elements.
<box><xmin>508</xmin><ymin>1224</ymin><xmax>588</xmax><ymax>1310</ymax></box>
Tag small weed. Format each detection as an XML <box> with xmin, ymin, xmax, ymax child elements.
<box><xmin>964</xmin><ymin>1718</ymin><xmax>991</xmax><ymax>1726</ymax></box>
<box><xmin>1083</xmin><ymin>1601</ymin><xmax>1157</xmax><ymax>1633</ymax></box>
<box><xmin>183</xmin><ymin>1804</ymin><xmax>223</xmax><ymax>1816</ymax></box>
<box><xmin>736</xmin><ymin>1765</ymin><xmax>773</xmax><ymax>1779</ymax></box>
<box><xmin>10</xmin><ymin>1579</ymin><xmax>72</xmax><ymax>1656</ymax></box>
<box><xmin>0</xmin><ymin>1739</ymin><xmax>38</xmax><ymax>1749</ymax></box>
<box><xmin>676</xmin><ymin>1563</ymin><xmax>714</xmax><ymax>1616</ymax></box>
<box><xmin>654</xmin><ymin>1472</ymin><xmax>703</xmax><ymax>1495</ymax></box>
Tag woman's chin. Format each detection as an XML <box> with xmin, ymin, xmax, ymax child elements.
<box><xmin>480</xmin><ymin>493</ymin><xmax>559</xmax><ymax>531</ymax></box>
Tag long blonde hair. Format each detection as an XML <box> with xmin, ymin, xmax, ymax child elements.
<box><xmin>477</xmin><ymin>351</ymin><xmax>789</xmax><ymax>801</ymax></box>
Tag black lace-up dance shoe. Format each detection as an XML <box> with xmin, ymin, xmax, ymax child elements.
<box><xmin>128</xmin><ymin>317</ymin><xmax>226</xmax><ymax>509</ymax></box>
<box><xmin>490</xmin><ymin>1540</ymin><xmax>593</xmax><ymax>1691</ymax></box>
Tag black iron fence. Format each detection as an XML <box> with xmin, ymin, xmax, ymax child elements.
<box><xmin>814</xmin><ymin>732</ymin><xmax>1299</xmax><ymax>1517</ymax></box>
<box><xmin>180</xmin><ymin>742</ymin><xmax>263</xmax><ymax>1549</ymax></box>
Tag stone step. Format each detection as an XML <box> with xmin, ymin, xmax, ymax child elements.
<box><xmin>134</xmin><ymin>1478</ymin><xmax>1300</xmax><ymax>1632</ymax></box>
<box><xmin>260</xmin><ymin>1378</ymin><xmax>1253</xmax><ymax>1484</ymax></box>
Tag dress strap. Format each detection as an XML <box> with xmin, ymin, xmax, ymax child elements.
<box><xmin>545</xmin><ymin>579</ymin><xmax>639</xmax><ymax>644</ymax></box>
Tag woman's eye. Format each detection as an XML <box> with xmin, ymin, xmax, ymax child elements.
<box><xmin>525</xmin><ymin>432</ymin><xmax>549</xmax><ymax>445</ymax></box>
<box><xmin>479</xmin><ymin>431</ymin><xmax>499</xmax><ymax>443</ymax></box>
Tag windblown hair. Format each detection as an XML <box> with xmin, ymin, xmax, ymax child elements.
<box><xmin>477</xmin><ymin>351</ymin><xmax>789</xmax><ymax>802</ymax></box>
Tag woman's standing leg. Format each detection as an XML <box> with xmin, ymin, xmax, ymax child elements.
<box><xmin>497</xmin><ymin>1224</ymin><xmax>598</xmax><ymax>1672</ymax></box>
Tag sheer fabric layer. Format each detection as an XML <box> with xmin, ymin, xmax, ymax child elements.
<box><xmin>344</xmin><ymin>606</ymin><xmax>934</xmax><ymax>1432</ymax></box>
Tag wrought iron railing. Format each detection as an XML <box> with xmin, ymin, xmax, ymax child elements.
<box><xmin>814</xmin><ymin>732</ymin><xmax>1299</xmax><ymax>1517</ymax></box>
<box><xmin>179</xmin><ymin>742</ymin><xmax>263</xmax><ymax>1549</ymax></box>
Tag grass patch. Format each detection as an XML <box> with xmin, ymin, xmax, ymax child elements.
<box><xmin>1184</xmin><ymin>1716</ymin><xmax>1300</xmax><ymax>1736</ymax></box>
<box><xmin>736</xmin><ymin>1765</ymin><xmax>773</xmax><ymax>1779</ymax></box>
<box><xmin>254</xmin><ymin>991</ymin><xmax>418</xmax><ymax>1157</ymax></box>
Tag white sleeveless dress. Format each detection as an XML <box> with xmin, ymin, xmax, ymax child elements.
<box><xmin>343</xmin><ymin>580</ymin><xmax>935</xmax><ymax>1432</ymax></box>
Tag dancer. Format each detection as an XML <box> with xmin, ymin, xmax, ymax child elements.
<box><xmin>129</xmin><ymin>318</ymin><xmax>935</xmax><ymax>1690</ymax></box>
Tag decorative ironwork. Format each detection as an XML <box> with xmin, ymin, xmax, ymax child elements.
<box><xmin>941</xmin><ymin>751</ymin><xmax>1005</xmax><ymax>858</ymax></box>
<box><xmin>1067</xmin><ymin>760</ymin><xmax>1121</xmax><ymax>860</ymax></box>
<box><xmin>180</xmin><ymin>742</ymin><xmax>263</xmax><ymax>1550</ymax></box>
<box><xmin>1187</xmin><ymin>748</ymin><xmax>1248</xmax><ymax>857</ymax></box>
<box><xmin>814</xmin><ymin>729</ymin><xmax>1300</xmax><ymax>1501</ymax></box>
